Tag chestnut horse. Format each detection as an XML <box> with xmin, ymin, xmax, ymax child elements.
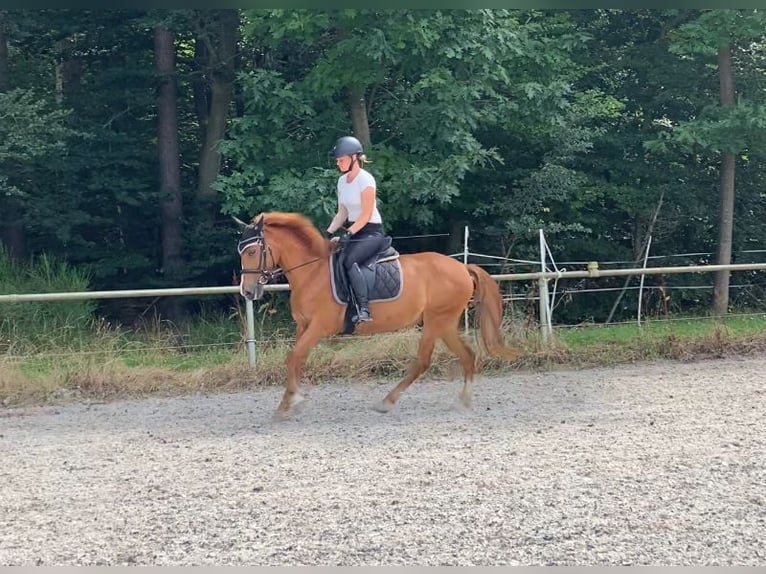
<box><xmin>236</xmin><ymin>211</ymin><xmax>524</xmax><ymax>417</ymax></box>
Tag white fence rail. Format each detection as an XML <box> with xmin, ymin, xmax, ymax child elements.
<box><xmin>4</xmin><ymin>261</ymin><xmax>766</xmax><ymax>367</ymax></box>
<box><xmin>0</xmin><ymin>285</ymin><xmax>286</xmax><ymax>368</ymax></box>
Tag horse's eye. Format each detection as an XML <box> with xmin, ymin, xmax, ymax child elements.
<box><xmin>246</xmin><ymin>249</ymin><xmax>257</xmax><ymax>257</ymax></box>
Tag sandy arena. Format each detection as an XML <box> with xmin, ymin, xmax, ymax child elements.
<box><xmin>1</xmin><ymin>356</ymin><xmax>764</xmax><ymax>565</ymax></box>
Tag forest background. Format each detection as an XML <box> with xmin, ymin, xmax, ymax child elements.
<box><xmin>3</xmin><ymin>9</ymin><xmax>766</xmax><ymax>330</ymax></box>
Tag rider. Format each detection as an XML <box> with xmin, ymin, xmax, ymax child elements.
<box><xmin>325</xmin><ymin>135</ymin><xmax>385</xmax><ymax>323</ymax></box>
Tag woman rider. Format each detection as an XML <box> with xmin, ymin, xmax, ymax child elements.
<box><xmin>325</xmin><ymin>135</ymin><xmax>385</xmax><ymax>323</ymax></box>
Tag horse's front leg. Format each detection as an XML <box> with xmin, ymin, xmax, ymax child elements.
<box><xmin>276</xmin><ymin>322</ymin><xmax>326</xmax><ymax>417</ymax></box>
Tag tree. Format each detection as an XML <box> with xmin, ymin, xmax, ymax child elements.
<box><xmin>657</xmin><ymin>9</ymin><xmax>766</xmax><ymax>316</ymax></box>
<box><xmin>154</xmin><ymin>23</ymin><xmax>184</xmax><ymax>322</ymax></box>
<box><xmin>0</xmin><ymin>10</ymin><xmax>25</xmax><ymax>261</ymax></box>
<box><xmin>217</xmin><ymin>9</ymin><xmax>600</xmax><ymax>241</ymax></box>
<box><xmin>194</xmin><ymin>9</ymin><xmax>239</xmax><ymax>200</ymax></box>
<box><xmin>715</xmin><ymin>44</ymin><xmax>736</xmax><ymax>317</ymax></box>
<box><xmin>0</xmin><ymin>91</ymin><xmax>85</xmax><ymax>262</ymax></box>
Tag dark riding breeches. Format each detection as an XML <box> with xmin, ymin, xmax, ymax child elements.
<box><xmin>342</xmin><ymin>223</ymin><xmax>384</xmax><ymax>321</ymax></box>
<box><xmin>343</xmin><ymin>223</ymin><xmax>385</xmax><ymax>272</ymax></box>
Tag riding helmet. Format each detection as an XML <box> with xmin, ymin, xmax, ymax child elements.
<box><xmin>331</xmin><ymin>136</ymin><xmax>364</xmax><ymax>158</ymax></box>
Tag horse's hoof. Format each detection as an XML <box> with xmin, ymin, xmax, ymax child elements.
<box><xmin>292</xmin><ymin>393</ymin><xmax>306</xmax><ymax>411</ymax></box>
<box><xmin>451</xmin><ymin>397</ymin><xmax>473</xmax><ymax>412</ymax></box>
<box><xmin>273</xmin><ymin>394</ymin><xmax>305</xmax><ymax>421</ymax></box>
<box><xmin>371</xmin><ymin>399</ymin><xmax>394</xmax><ymax>413</ymax></box>
<box><xmin>272</xmin><ymin>409</ymin><xmax>291</xmax><ymax>422</ymax></box>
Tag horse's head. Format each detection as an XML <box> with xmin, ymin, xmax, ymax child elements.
<box><xmin>235</xmin><ymin>214</ymin><xmax>280</xmax><ymax>301</ymax></box>
<box><xmin>235</xmin><ymin>211</ymin><xmax>330</xmax><ymax>300</ymax></box>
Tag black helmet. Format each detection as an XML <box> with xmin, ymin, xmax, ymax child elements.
<box><xmin>331</xmin><ymin>136</ymin><xmax>363</xmax><ymax>158</ymax></box>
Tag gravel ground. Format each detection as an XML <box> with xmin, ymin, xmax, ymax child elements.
<box><xmin>1</xmin><ymin>356</ymin><xmax>765</xmax><ymax>566</ymax></box>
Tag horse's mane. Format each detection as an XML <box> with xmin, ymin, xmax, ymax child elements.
<box><xmin>255</xmin><ymin>212</ymin><xmax>328</xmax><ymax>258</ymax></box>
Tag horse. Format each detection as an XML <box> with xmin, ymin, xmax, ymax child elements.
<box><xmin>235</xmin><ymin>211</ymin><xmax>524</xmax><ymax>417</ymax></box>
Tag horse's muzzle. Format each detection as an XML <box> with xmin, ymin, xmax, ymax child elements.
<box><xmin>241</xmin><ymin>280</ymin><xmax>265</xmax><ymax>301</ymax></box>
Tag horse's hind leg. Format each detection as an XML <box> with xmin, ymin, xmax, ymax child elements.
<box><xmin>441</xmin><ymin>326</ymin><xmax>476</xmax><ymax>409</ymax></box>
<box><xmin>373</xmin><ymin>328</ymin><xmax>437</xmax><ymax>413</ymax></box>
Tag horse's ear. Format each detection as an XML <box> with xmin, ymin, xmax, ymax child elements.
<box><xmin>232</xmin><ymin>215</ymin><xmax>249</xmax><ymax>229</ymax></box>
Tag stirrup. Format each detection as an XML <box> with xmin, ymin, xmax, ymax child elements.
<box><xmin>353</xmin><ymin>307</ymin><xmax>372</xmax><ymax>323</ymax></box>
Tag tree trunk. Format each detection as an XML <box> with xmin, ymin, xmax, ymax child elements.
<box><xmin>197</xmin><ymin>82</ymin><xmax>232</xmax><ymax>198</ymax></box>
<box><xmin>55</xmin><ymin>37</ymin><xmax>81</xmax><ymax>105</ymax></box>
<box><xmin>712</xmin><ymin>45</ymin><xmax>736</xmax><ymax>317</ymax></box>
<box><xmin>197</xmin><ymin>9</ymin><xmax>239</xmax><ymax>199</ymax></box>
<box><xmin>349</xmin><ymin>87</ymin><xmax>371</xmax><ymax>146</ymax></box>
<box><xmin>192</xmin><ymin>37</ymin><xmax>209</xmax><ymax>143</ymax></box>
<box><xmin>154</xmin><ymin>26</ymin><xmax>184</xmax><ymax>324</ymax></box>
<box><xmin>0</xmin><ymin>11</ymin><xmax>26</xmax><ymax>261</ymax></box>
<box><xmin>0</xmin><ymin>12</ymin><xmax>7</xmax><ymax>92</ymax></box>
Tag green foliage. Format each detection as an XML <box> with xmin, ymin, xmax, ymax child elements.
<box><xmin>649</xmin><ymin>99</ymin><xmax>766</xmax><ymax>156</ymax></box>
<box><xmin>0</xmin><ymin>89</ymin><xmax>73</xmax><ymax>162</ymax></box>
<box><xmin>0</xmin><ymin>248</ymin><xmax>96</xmax><ymax>352</ymax></box>
<box><xmin>668</xmin><ymin>10</ymin><xmax>766</xmax><ymax>57</ymax></box>
<box><xmin>0</xmin><ymin>88</ymin><xmax>84</xmax><ymax>201</ymax></box>
<box><xmin>218</xmin><ymin>8</ymin><xmax>608</xmax><ymax>244</ymax></box>
<box><xmin>648</xmin><ymin>10</ymin><xmax>766</xmax><ymax>158</ymax></box>
<box><xmin>6</xmin><ymin>9</ymin><xmax>766</xmax><ymax>328</ymax></box>
<box><xmin>544</xmin><ymin>9</ymin><xmax>723</xmax><ymax>285</ymax></box>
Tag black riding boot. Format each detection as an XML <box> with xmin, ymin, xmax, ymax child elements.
<box><xmin>347</xmin><ymin>262</ymin><xmax>372</xmax><ymax>323</ymax></box>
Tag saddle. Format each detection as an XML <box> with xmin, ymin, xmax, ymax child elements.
<box><xmin>329</xmin><ymin>236</ymin><xmax>404</xmax><ymax>334</ymax></box>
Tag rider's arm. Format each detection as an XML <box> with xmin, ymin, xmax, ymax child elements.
<box><xmin>347</xmin><ymin>186</ymin><xmax>375</xmax><ymax>235</ymax></box>
<box><xmin>326</xmin><ymin>203</ymin><xmax>348</xmax><ymax>235</ymax></box>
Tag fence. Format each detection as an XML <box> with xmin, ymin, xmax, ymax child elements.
<box><xmin>4</xmin><ymin>256</ymin><xmax>766</xmax><ymax>367</ymax></box>
<box><xmin>0</xmin><ymin>285</ymin><xmax>280</xmax><ymax>368</ymax></box>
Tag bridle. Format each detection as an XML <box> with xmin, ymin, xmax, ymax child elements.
<box><xmin>236</xmin><ymin>220</ymin><xmax>327</xmax><ymax>285</ymax></box>
<box><xmin>237</xmin><ymin>222</ymin><xmax>282</xmax><ymax>285</ymax></box>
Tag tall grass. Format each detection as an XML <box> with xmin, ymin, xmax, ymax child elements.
<box><xmin>0</xmin><ymin>249</ymin><xmax>97</xmax><ymax>354</ymax></box>
<box><xmin>4</xmin><ymin>257</ymin><xmax>766</xmax><ymax>408</ymax></box>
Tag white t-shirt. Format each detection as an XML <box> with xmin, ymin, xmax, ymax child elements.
<box><xmin>337</xmin><ymin>169</ymin><xmax>382</xmax><ymax>224</ymax></box>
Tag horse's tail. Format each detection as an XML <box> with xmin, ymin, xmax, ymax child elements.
<box><xmin>466</xmin><ymin>264</ymin><xmax>525</xmax><ymax>361</ymax></box>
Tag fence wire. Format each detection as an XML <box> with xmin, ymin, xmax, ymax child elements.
<box><xmin>5</xmin><ymin>233</ymin><xmax>766</xmax><ymax>362</ymax></box>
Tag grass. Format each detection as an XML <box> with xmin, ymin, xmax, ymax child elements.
<box><xmin>3</xmin><ymin>309</ymin><xmax>766</xmax><ymax>408</ymax></box>
<box><xmin>527</xmin><ymin>313</ymin><xmax>766</xmax><ymax>367</ymax></box>
<box><xmin>6</xmin><ymin>249</ymin><xmax>766</xmax><ymax>408</ymax></box>
<box><xmin>560</xmin><ymin>313</ymin><xmax>766</xmax><ymax>348</ymax></box>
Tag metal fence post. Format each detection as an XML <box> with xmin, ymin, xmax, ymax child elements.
<box><xmin>637</xmin><ymin>235</ymin><xmax>653</xmax><ymax>326</ymax></box>
<box><xmin>539</xmin><ymin>229</ymin><xmax>552</xmax><ymax>344</ymax></box>
<box><xmin>245</xmin><ymin>298</ymin><xmax>256</xmax><ymax>367</ymax></box>
<box><xmin>538</xmin><ymin>276</ymin><xmax>551</xmax><ymax>344</ymax></box>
